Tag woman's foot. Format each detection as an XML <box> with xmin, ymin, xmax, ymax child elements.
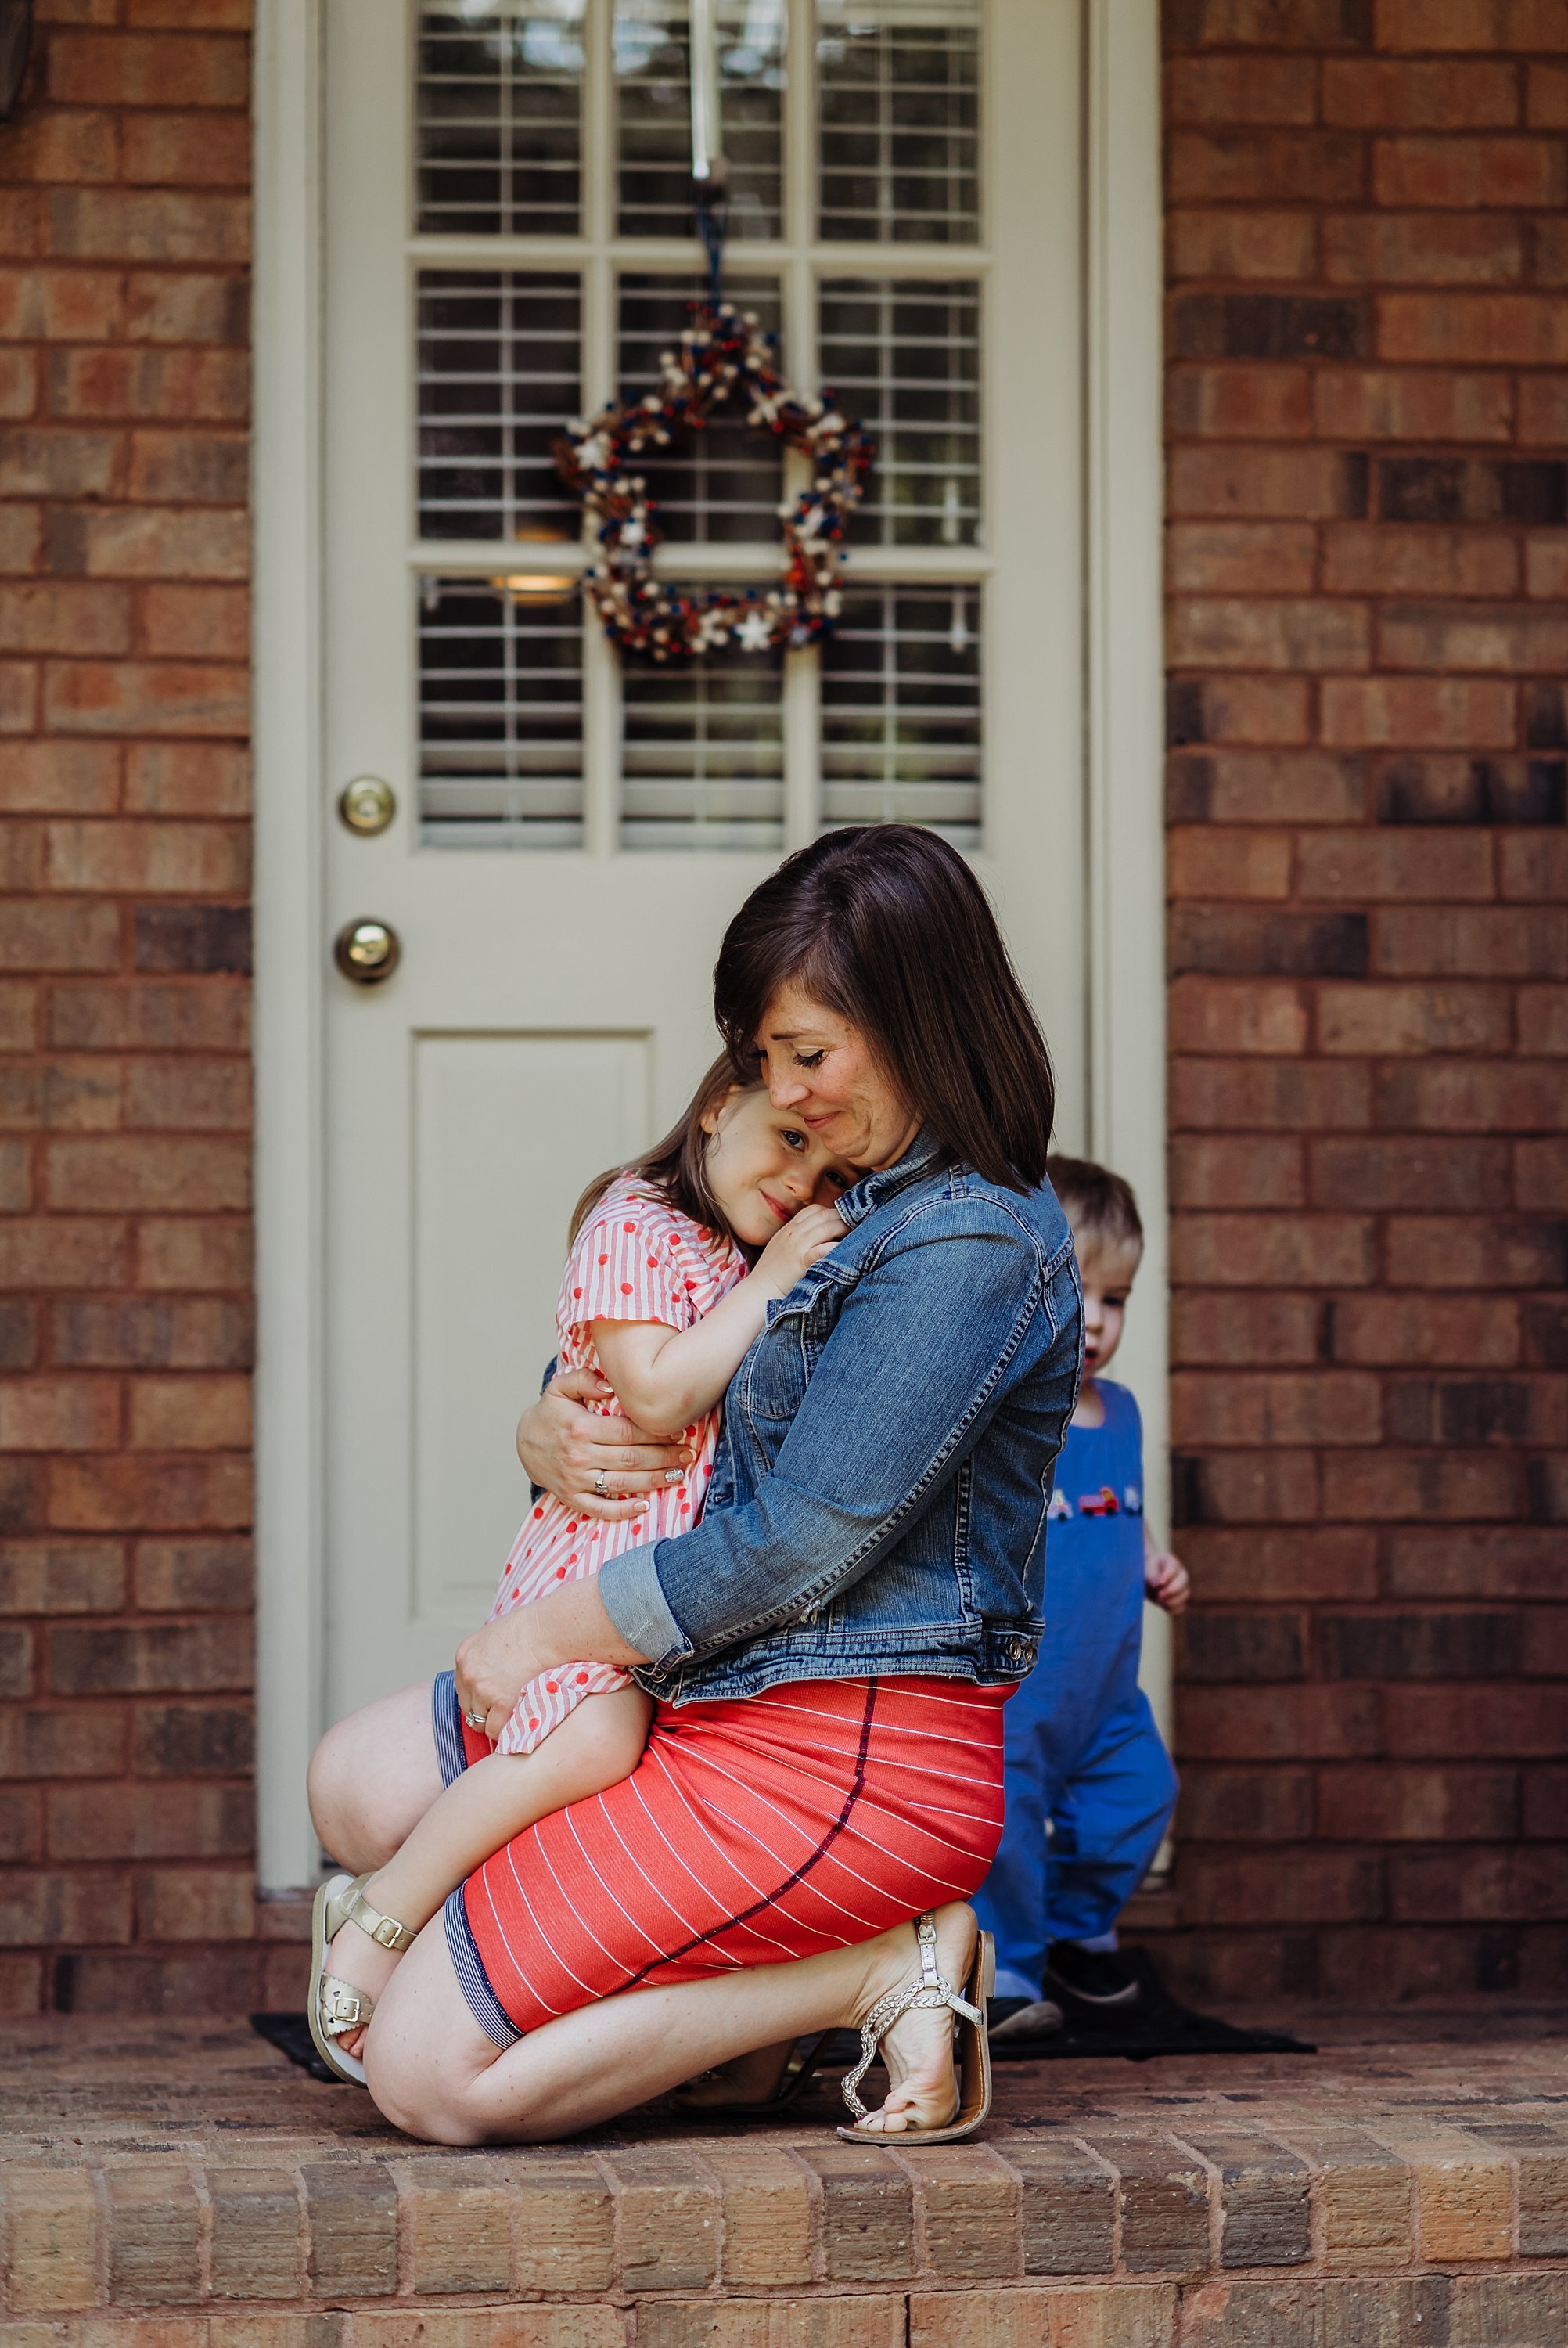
<box><xmin>843</xmin><ymin>1902</ymin><xmax>977</xmax><ymax>2136</ymax></box>
<box><xmin>324</xmin><ymin>1880</ymin><xmax>412</xmax><ymax>2061</ymax></box>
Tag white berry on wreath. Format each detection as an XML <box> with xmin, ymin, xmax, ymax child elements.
<box><xmin>555</xmin><ymin>301</ymin><xmax>874</xmax><ymax>664</ymax></box>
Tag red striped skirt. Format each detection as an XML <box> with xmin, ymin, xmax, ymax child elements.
<box><xmin>434</xmin><ymin>1673</ymin><xmax>1009</xmax><ymax>2044</ymax></box>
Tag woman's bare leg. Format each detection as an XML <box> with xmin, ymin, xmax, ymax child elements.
<box><xmin>307</xmin><ymin>1683</ymin><xmax>445</xmax><ymax>1874</ymax></box>
<box><xmin>365</xmin><ymin>1899</ymin><xmax>980</xmax><ymax>2146</ymax></box>
<box><xmin>325</xmin><ymin>1688</ymin><xmax>653</xmax><ymax>2058</ymax></box>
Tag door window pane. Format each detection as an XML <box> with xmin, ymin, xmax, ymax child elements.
<box><xmin>616</xmin><ymin>0</ymin><xmax>786</xmax><ymax>239</ymax></box>
<box><xmin>818</xmin><ymin>0</ymin><xmax>980</xmax><ymax>243</ymax></box>
<box><xmin>819</xmin><ymin>278</ymin><xmax>979</xmax><ymax>545</ymax></box>
<box><xmin>622</xmin><ymin>646</ymin><xmax>784</xmax><ymax>848</ymax></box>
<box><xmin>416</xmin><ymin>0</ymin><xmax>585</xmax><ymax>236</ymax></box>
<box><xmin>617</xmin><ymin>275</ymin><xmax>783</xmax><ymax>543</ymax></box>
<box><xmin>419</xmin><ymin>272</ymin><xmax>582</xmax><ymax>545</ymax></box>
<box><xmin>420</xmin><ymin>579</ymin><xmax>585</xmax><ymax>847</ymax></box>
<box><xmin>821</xmin><ymin>585</ymin><xmax>980</xmax><ymax>842</ymax></box>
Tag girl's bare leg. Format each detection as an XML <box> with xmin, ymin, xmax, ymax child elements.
<box><xmin>365</xmin><ymin>1898</ymin><xmax>980</xmax><ymax>2146</ymax></box>
<box><xmin>307</xmin><ymin>1683</ymin><xmax>445</xmax><ymax>1875</ymax></box>
<box><xmin>325</xmin><ymin>1687</ymin><xmax>653</xmax><ymax>2057</ymax></box>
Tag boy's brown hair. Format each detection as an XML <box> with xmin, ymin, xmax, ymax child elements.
<box><xmin>1046</xmin><ymin>1154</ymin><xmax>1143</xmax><ymax>1251</ymax></box>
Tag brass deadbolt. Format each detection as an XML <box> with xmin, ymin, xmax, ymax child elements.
<box><xmin>333</xmin><ymin>919</ymin><xmax>401</xmax><ymax>985</ymax></box>
<box><xmin>338</xmin><ymin>776</ymin><xmax>396</xmax><ymax>835</ymax></box>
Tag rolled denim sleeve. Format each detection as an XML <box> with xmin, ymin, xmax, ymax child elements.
<box><xmin>598</xmin><ymin>1539</ymin><xmax>690</xmax><ymax>1669</ymax></box>
<box><xmin>597</xmin><ymin>1205</ymin><xmax>1056</xmax><ymax>1664</ymax></box>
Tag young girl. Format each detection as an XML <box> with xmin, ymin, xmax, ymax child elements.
<box><xmin>309</xmin><ymin>1056</ymin><xmax>854</xmax><ymax>2083</ymax></box>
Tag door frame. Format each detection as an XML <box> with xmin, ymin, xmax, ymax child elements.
<box><xmin>251</xmin><ymin>0</ymin><xmax>1169</xmax><ymax>1891</ymax></box>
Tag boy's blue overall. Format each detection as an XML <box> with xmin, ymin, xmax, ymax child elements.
<box><xmin>973</xmin><ymin>1380</ymin><xmax>1178</xmax><ymax>2002</ymax></box>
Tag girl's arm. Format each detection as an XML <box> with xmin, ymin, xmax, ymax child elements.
<box><xmin>591</xmin><ymin>1205</ymin><xmax>843</xmax><ymax>1435</ymax></box>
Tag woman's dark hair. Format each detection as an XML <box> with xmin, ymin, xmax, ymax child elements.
<box><xmin>713</xmin><ymin>826</ymin><xmax>1055</xmax><ymax>1192</ymax></box>
<box><xmin>1046</xmin><ymin>1154</ymin><xmax>1143</xmax><ymax>1251</ymax></box>
<box><xmin>568</xmin><ymin>1053</ymin><xmax>751</xmax><ymax>1244</ymax></box>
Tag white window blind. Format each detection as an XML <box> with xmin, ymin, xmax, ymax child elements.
<box><xmin>419</xmin><ymin>579</ymin><xmax>585</xmax><ymax>846</ymax></box>
<box><xmin>818</xmin><ymin>278</ymin><xmax>980</xmax><ymax>546</ymax></box>
<box><xmin>616</xmin><ymin>0</ymin><xmax>786</xmax><ymax>239</ymax></box>
<box><xmin>821</xmin><ymin>586</ymin><xmax>981</xmax><ymax>844</ymax></box>
<box><xmin>415</xmin><ymin>0</ymin><xmax>586</xmax><ymax>236</ymax></box>
<box><xmin>417</xmin><ymin>272</ymin><xmax>582</xmax><ymax>542</ymax></box>
<box><xmin>621</xmin><ymin>650</ymin><xmax>785</xmax><ymax>848</ymax></box>
<box><xmin>817</xmin><ymin>0</ymin><xmax>980</xmax><ymax>243</ymax></box>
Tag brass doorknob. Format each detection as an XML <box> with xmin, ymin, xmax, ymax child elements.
<box><xmin>338</xmin><ymin>776</ymin><xmax>396</xmax><ymax>835</ymax></box>
<box><xmin>333</xmin><ymin>918</ymin><xmax>401</xmax><ymax>985</ymax></box>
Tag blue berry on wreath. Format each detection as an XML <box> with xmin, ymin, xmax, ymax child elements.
<box><xmin>555</xmin><ymin>302</ymin><xmax>874</xmax><ymax>664</ymax></box>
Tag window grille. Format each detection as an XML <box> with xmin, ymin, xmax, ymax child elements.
<box><xmin>818</xmin><ymin>278</ymin><xmax>980</xmax><ymax>546</ymax></box>
<box><xmin>419</xmin><ymin>579</ymin><xmax>585</xmax><ymax>846</ymax></box>
<box><xmin>821</xmin><ymin>586</ymin><xmax>980</xmax><ymax>843</ymax></box>
<box><xmin>617</xmin><ymin>274</ymin><xmax>783</xmax><ymax>543</ymax></box>
<box><xmin>417</xmin><ymin>272</ymin><xmax>583</xmax><ymax>543</ymax></box>
<box><xmin>621</xmin><ymin>646</ymin><xmax>785</xmax><ymax>848</ymax></box>
<box><xmin>411</xmin><ymin>1</ymin><xmax>991</xmax><ymax>851</ymax></box>
<box><xmin>616</xmin><ymin>0</ymin><xmax>786</xmax><ymax>239</ymax></box>
<box><xmin>817</xmin><ymin>0</ymin><xmax>980</xmax><ymax>244</ymax></box>
<box><xmin>415</xmin><ymin>0</ymin><xmax>585</xmax><ymax>236</ymax></box>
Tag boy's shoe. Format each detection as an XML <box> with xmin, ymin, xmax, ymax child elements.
<box><xmin>987</xmin><ymin>1994</ymin><xmax>1065</xmax><ymax>2044</ymax></box>
<box><xmin>1044</xmin><ymin>1941</ymin><xmax>1142</xmax><ymax>2010</ymax></box>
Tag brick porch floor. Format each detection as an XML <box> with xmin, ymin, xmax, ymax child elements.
<box><xmin>2</xmin><ymin>2006</ymin><xmax>1566</xmax><ymax>2346</ymax></box>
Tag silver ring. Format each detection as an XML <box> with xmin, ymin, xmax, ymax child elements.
<box><xmin>664</xmin><ymin>1467</ymin><xmax>682</xmax><ymax>1486</ymax></box>
<box><xmin>465</xmin><ymin>1709</ymin><xmax>485</xmax><ymax>1731</ymax></box>
<box><xmin>594</xmin><ymin>1470</ymin><xmax>608</xmax><ymax>1498</ymax></box>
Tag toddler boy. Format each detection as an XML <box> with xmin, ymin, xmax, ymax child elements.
<box><xmin>976</xmin><ymin>1154</ymin><xmax>1189</xmax><ymax>2033</ymax></box>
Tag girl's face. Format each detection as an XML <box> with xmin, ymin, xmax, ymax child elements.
<box><xmin>700</xmin><ymin>1085</ymin><xmax>855</xmax><ymax>1248</ymax></box>
<box><xmin>752</xmin><ymin>984</ymin><xmax>921</xmax><ymax>1171</ymax></box>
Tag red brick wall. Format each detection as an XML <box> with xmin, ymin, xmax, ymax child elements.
<box><xmin>1161</xmin><ymin>1</ymin><xmax>1568</xmax><ymax>2000</ymax></box>
<box><xmin>2</xmin><ymin>0</ymin><xmax>1564</xmax><ymax>2016</ymax></box>
<box><xmin>0</xmin><ymin>0</ymin><xmax>274</xmax><ymax>2011</ymax></box>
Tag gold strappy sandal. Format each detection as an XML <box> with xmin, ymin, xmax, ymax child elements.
<box><xmin>837</xmin><ymin>1910</ymin><xmax>995</xmax><ymax>2145</ymax></box>
<box><xmin>307</xmin><ymin>1872</ymin><xmax>416</xmax><ymax>2087</ymax></box>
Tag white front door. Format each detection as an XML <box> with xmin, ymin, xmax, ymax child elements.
<box><xmin>317</xmin><ymin>0</ymin><xmax>1086</xmax><ymax>1729</ymax></box>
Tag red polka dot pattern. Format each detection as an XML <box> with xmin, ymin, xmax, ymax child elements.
<box><xmin>485</xmin><ymin>1172</ymin><xmax>746</xmax><ymax>1761</ymax></box>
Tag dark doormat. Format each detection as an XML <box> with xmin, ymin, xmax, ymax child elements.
<box><xmin>978</xmin><ymin>1947</ymin><xmax>1316</xmax><ymax>2062</ymax></box>
<box><xmin>252</xmin><ymin>2011</ymin><xmax>344</xmax><ymax>2083</ymax></box>
<box><xmin>256</xmin><ymin>1946</ymin><xmax>1313</xmax><ymax>2087</ymax></box>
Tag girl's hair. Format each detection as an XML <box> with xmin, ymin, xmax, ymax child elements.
<box><xmin>713</xmin><ymin>825</ymin><xmax>1055</xmax><ymax>1192</ymax></box>
<box><xmin>1046</xmin><ymin>1153</ymin><xmax>1143</xmax><ymax>1251</ymax></box>
<box><xmin>567</xmin><ymin>1052</ymin><xmax>750</xmax><ymax>1245</ymax></box>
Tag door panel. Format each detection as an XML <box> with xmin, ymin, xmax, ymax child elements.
<box><xmin>412</xmin><ymin>1031</ymin><xmax>650</xmax><ymax>1635</ymax></box>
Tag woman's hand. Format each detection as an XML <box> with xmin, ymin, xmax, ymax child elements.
<box><xmin>454</xmin><ymin>1612</ymin><xmax>547</xmax><ymax>1744</ymax></box>
<box><xmin>455</xmin><ymin>1583</ymin><xmax>650</xmax><ymax>1742</ymax></box>
<box><xmin>516</xmin><ymin>1367</ymin><xmax>695</xmax><ymax>1523</ymax></box>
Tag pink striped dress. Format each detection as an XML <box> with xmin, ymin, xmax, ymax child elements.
<box><xmin>486</xmin><ymin>1174</ymin><xmax>745</xmax><ymax>1757</ymax></box>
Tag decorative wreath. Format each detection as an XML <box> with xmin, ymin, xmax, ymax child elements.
<box><xmin>555</xmin><ymin>301</ymin><xmax>874</xmax><ymax>663</ymax></box>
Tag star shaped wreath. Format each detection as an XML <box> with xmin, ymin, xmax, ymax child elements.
<box><xmin>555</xmin><ymin>301</ymin><xmax>874</xmax><ymax>664</ymax></box>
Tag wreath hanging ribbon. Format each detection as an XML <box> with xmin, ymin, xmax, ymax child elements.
<box><xmin>555</xmin><ymin>302</ymin><xmax>874</xmax><ymax>664</ymax></box>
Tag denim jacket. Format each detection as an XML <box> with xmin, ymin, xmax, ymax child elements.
<box><xmin>599</xmin><ymin>1133</ymin><xmax>1082</xmax><ymax>1705</ymax></box>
